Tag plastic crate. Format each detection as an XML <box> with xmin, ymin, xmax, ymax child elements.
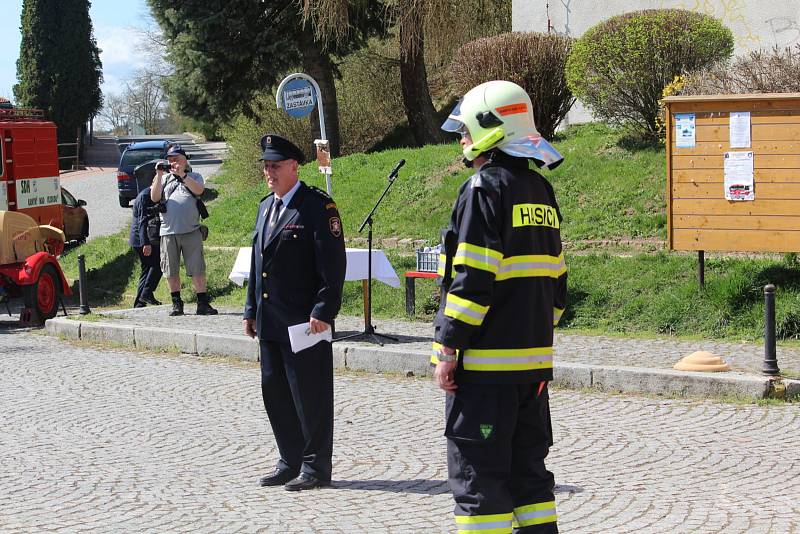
<box><xmin>415</xmin><ymin>249</ymin><xmax>439</xmax><ymax>273</ymax></box>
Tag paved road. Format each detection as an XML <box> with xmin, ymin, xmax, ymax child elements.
<box><xmin>1</xmin><ymin>329</ymin><xmax>798</xmax><ymax>533</ymax></box>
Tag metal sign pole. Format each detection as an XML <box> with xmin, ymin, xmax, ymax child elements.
<box><xmin>275</xmin><ymin>73</ymin><xmax>332</xmax><ymax>196</ymax></box>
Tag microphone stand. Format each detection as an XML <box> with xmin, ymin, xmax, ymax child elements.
<box><xmin>335</xmin><ymin>168</ymin><xmax>401</xmax><ymax>346</ymax></box>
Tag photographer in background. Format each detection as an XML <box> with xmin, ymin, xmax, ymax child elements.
<box><xmin>129</xmin><ymin>186</ymin><xmax>163</xmax><ymax>308</ymax></box>
<box><xmin>150</xmin><ymin>144</ymin><xmax>217</xmax><ymax>316</ymax></box>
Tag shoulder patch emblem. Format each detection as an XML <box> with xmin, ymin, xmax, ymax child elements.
<box><xmin>325</xmin><ymin>202</ymin><xmax>337</xmax><ymax>210</ymax></box>
<box><xmin>329</xmin><ymin>216</ymin><xmax>342</xmax><ymax>238</ymax></box>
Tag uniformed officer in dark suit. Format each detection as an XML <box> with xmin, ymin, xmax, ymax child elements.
<box><xmin>243</xmin><ymin>133</ymin><xmax>347</xmax><ymax>492</ymax></box>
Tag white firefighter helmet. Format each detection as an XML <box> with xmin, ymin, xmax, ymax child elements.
<box><xmin>442</xmin><ymin>80</ymin><xmax>563</xmax><ymax>169</ymax></box>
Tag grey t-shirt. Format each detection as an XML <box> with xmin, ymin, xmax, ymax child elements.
<box><xmin>159</xmin><ymin>171</ymin><xmax>204</xmax><ymax>236</ymax></box>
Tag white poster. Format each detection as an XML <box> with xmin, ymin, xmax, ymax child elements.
<box><xmin>15</xmin><ymin>176</ymin><xmax>61</xmax><ymax>209</ymax></box>
<box><xmin>675</xmin><ymin>113</ymin><xmax>696</xmax><ymax>148</ymax></box>
<box><xmin>0</xmin><ymin>181</ymin><xmax>7</xmax><ymax>211</ymax></box>
<box><xmin>723</xmin><ymin>151</ymin><xmax>754</xmax><ymax>201</ymax></box>
<box><xmin>730</xmin><ymin>112</ymin><xmax>751</xmax><ymax>148</ymax></box>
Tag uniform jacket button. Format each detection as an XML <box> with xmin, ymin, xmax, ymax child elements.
<box><xmin>262</xmin><ymin>292</ymin><xmax>268</xmax><ymax>299</ymax></box>
<box><xmin>261</xmin><ymin>272</ymin><xmax>267</xmax><ymax>278</ymax></box>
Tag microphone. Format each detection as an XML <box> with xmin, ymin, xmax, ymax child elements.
<box><xmin>387</xmin><ymin>159</ymin><xmax>406</xmax><ymax>180</ymax></box>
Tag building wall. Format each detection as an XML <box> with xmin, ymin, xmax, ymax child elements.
<box><xmin>513</xmin><ymin>0</ymin><xmax>800</xmax><ymax>127</ymax></box>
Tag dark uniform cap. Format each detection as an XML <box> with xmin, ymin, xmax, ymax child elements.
<box><xmin>259</xmin><ymin>133</ymin><xmax>305</xmax><ymax>163</ymax></box>
<box><xmin>165</xmin><ymin>144</ymin><xmax>187</xmax><ymax>158</ymax></box>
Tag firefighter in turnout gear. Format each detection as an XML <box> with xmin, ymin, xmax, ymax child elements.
<box><xmin>433</xmin><ymin>80</ymin><xmax>567</xmax><ymax>534</ymax></box>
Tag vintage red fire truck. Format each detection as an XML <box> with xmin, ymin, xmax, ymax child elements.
<box><xmin>0</xmin><ymin>107</ymin><xmax>72</xmax><ymax>322</ymax></box>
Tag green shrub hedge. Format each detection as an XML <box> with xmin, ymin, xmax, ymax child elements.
<box><xmin>448</xmin><ymin>31</ymin><xmax>574</xmax><ymax>139</ymax></box>
<box><xmin>566</xmin><ymin>9</ymin><xmax>733</xmax><ymax>137</ymax></box>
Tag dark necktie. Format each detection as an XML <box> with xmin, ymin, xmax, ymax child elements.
<box><xmin>266</xmin><ymin>198</ymin><xmax>283</xmax><ymax>241</ymax></box>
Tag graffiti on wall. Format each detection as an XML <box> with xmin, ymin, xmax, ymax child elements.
<box><xmin>766</xmin><ymin>16</ymin><xmax>800</xmax><ymax>48</ymax></box>
<box><xmin>662</xmin><ymin>0</ymin><xmax>762</xmax><ymax>49</ymax></box>
<box><xmin>542</xmin><ymin>0</ymin><xmax>799</xmax><ymax>51</ymax></box>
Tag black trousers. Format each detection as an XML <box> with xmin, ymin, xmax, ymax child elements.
<box><xmin>446</xmin><ymin>382</ymin><xmax>558</xmax><ymax>534</ymax></box>
<box><xmin>134</xmin><ymin>245</ymin><xmax>162</xmax><ymax>304</ymax></box>
<box><xmin>259</xmin><ymin>339</ymin><xmax>334</xmax><ymax>481</ymax></box>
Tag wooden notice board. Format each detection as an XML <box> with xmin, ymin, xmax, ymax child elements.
<box><xmin>664</xmin><ymin>93</ymin><xmax>800</xmax><ymax>253</ymax></box>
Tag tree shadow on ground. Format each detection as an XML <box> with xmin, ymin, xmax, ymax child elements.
<box><xmin>331</xmin><ymin>479</ymin><xmax>583</xmax><ymax>496</ymax></box>
<box><xmin>64</xmin><ymin>248</ymin><xmax>137</xmax><ymax>307</ymax></box>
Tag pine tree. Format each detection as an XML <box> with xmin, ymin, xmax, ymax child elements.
<box><xmin>14</xmin><ymin>0</ymin><xmax>103</xmax><ymax>145</ymax></box>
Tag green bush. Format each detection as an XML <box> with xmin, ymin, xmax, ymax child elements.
<box><xmin>681</xmin><ymin>44</ymin><xmax>800</xmax><ymax>95</ymax></box>
<box><xmin>448</xmin><ymin>32</ymin><xmax>575</xmax><ymax>139</ymax></box>
<box><xmin>566</xmin><ymin>9</ymin><xmax>733</xmax><ymax>137</ymax></box>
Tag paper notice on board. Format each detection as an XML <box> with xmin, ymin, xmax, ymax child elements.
<box><xmin>675</xmin><ymin>113</ymin><xmax>696</xmax><ymax>148</ymax></box>
<box><xmin>730</xmin><ymin>112</ymin><xmax>751</xmax><ymax>148</ymax></box>
<box><xmin>723</xmin><ymin>151</ymin><xmax>754</xmax><ymax>201</ymax></box>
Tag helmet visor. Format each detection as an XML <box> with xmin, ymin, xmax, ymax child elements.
<box><xmin>441</xmin><ymin>100</ymin><xmax>465</xmax><ymax>133</ymax></box>
<box><xmin>500</xmin><ymin>135</ymin><xmax>564</xmax><ymax>170</ymax></box>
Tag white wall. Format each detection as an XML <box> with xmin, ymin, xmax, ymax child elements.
<box><xmin>513</xmin><ymin>0</ymin><xmax>800</xmax><ymax>126</ymax></box>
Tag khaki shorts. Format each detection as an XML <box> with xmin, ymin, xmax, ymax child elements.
<box><xmin>160</xmin><ymin>229</ymin><xmax>206</xmax><ymax>278</ymax></box>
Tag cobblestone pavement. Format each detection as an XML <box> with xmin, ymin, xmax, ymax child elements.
<box><xmin>100</xmin><ymin>306</ymin><xmax>800</xmax><ymax>375</ymax></box>
<box><xmin>2</xmin><ymin>329</ymin><xmax>799</xmax><ymax>533</ymax></box>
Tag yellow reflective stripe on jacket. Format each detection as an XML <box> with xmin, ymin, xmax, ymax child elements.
<box><xmin>513</xmin><ymin>501</ymin><xmax>557</xmax><ymax>528</ymax></box>
<box><xmin>444</xmin><ymin>293</ymin><xmax>490</xmax><ymax>326</ymax></box>
<box><xmin>452</xmin><ymin>242</ymin><xmax>502</xmax><ymax>275</ymax></box>
<box><xmin>430</xmin><ymin>341</ymin><xmax>442</xmax><ymax>365</ymax></box>
<box><xmin>495</xmin><ymin>252</ymin><xmax>566</xmax><ymax>281</ymax></box>
<box><xmin>462</xmin><ymin>347</ymin><xmax>553</xmax><ymax>371</ymax></box>
<box><xmin>455</xmin><ymin>512</ymin><xmax>513</xmax><ymax>533</ymax></box>
<box><xmin>553</xmin><ymin>306</ymin><xmax>564</xmax><ymax>326</ymax></box>
<box><xmin>437</xmin><ymin>254</ymin><xmax>456</xmax><ymax>278</ymax></box>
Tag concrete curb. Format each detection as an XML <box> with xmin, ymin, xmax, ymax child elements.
<box><xmin>45</xmin><ymin>317</ymin><xmax>786</xmax><ymax>400</ymax></box>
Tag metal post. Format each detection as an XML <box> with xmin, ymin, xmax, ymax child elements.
<box><xmin>763</xmin><ymin>284</ymin><xmax>780</xmax><ymax>376</ymax></box>
<box><xmin>698</xmin><ymin>250</ymin><xmax>705</xmax><ymax>288</ymax></box>
<box><xmin>275</xmin><ymin>73</ymin><xmax>331</xmax><ymax>195</ymax></box>
<box><xmin>78</xmin><ymin>254</ymin><xmax>91</xmax><ymax>315</ymax></box>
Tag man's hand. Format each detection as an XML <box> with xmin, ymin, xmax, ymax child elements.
<box><xmin>142</xmin><ymin>244</ymin><xmax>152</xmax><ymax>257</ymax></box>
<box><xmin>309</xmin><ymin>317</ymin><xmax>330</xmax><ymax>334</ymax></box>
<box><xmin>434</xmin><ymin>360</ymin><xmax>458</xmax><ymax>394</ymax></box>
<box><xmin>243</xmin><ymin>318</ymin><xmax>256</xmax><ymax>338</ymax></box>
<box><xmin>434</xmin><ymin>345</ymin><xmax>458</xmax><ymax>394</ymax></box>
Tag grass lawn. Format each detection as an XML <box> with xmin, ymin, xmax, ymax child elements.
<box><xmin>58</xmin><ymin>123</ymin><xmax>800</xmax><ymax>343</ymax></box>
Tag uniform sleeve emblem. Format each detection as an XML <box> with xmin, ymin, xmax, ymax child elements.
<box><xmin>329</xmin><ymin>217</ymin><xmax>342</xmax><ymax>237</ymax></box>
<box><xmin>325</xmin><ymin>202</ymin><xmax>337</xmax><ymax>210</ymax></box>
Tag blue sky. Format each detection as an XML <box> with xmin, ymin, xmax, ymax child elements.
<box><xmin>0</xmin><ymin>0</ymin><xmax>154</xmax><ymax>101</ymax></box>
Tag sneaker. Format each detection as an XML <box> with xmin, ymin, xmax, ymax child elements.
<box><xmin>170</xmin><ymin>300</ymin><xmax>184</xmax><ymax>316</ymax></box>
<box><xmin>141</xmin><ymin>295</ymin><xmax>162</xmax><ymax>306</ymax></box>
<box><xmin>196</xmin><ymin>301</ymin><xmax>218</xmax><ymax>315</ymax></box>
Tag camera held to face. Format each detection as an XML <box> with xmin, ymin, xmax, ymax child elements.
<box><xmin>156</xmin><ymin>161</ymin><xmax>171</xmax><ymax>172</ymax></box>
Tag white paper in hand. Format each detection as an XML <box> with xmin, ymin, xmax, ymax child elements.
<box><xmin>288</xmin><ymin>322</ymin><xmax>332</xmax><ymax>353</ymax></box>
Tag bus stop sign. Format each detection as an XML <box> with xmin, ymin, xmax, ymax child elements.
<box><xmin>281</xmin><ymin>78</ymin><xmax>316</xmax><ymax>118</ymax></box>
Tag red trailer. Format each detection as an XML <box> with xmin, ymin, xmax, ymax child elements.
<box><xmin>0</xmin><ymin>107</ymin><xmax>72</xmax><ymax>322</ymax></box>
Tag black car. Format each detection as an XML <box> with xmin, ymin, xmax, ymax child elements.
<box><xmin>116</xmin><ymin>140</ymin><xmax>169</xmax><ymax>207</ymax></box>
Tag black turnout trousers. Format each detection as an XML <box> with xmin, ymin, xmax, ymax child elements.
<box><xmin>259</xmin><ymin>339</ymin><xmax>334</xmax><ymax>481</ymax></box>
<box><xmin>446</xmin><ymin>382</ymin><xmax>558</xmax><ymax>534</ymax></box>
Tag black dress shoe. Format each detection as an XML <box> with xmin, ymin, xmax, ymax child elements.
<box><xmin>258</xmin><ymin>469</ymin><xmax>298</xmax><ymax>487</ymax></box>
<box><xmin>284</xmin><ymin>472</ymin><xmax>329</xmax><ymax>492</ymax></box>
<box><xmin>133</xmin><ymin>300</ymin><xmax>146</xmax><ymax>308</ymax></box>
<box><xmin>141</xmin><ymin>295</ymin><xmax>162</xmax><ymax>306</ymax></box>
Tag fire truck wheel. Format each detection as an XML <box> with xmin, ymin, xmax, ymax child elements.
<box><xmin>23</xmin><ymin>264</ymin><xmax>61</xmax><ymax>321</ymax></box>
